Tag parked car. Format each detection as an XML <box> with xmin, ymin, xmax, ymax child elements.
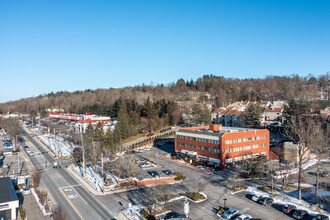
<box><xmin>292</xmin><ymin>210</ymin><xmax>308</xmax><ymax>219</ymax></box>
<box><xmin>257</xmin><ymin>197</ymin><xmax>274</xmax><ymax>206</ymax></box>
<box><xmin>133</xmin><ymin>158</ymin><xmax>146</xmax><ymax>164</ymax></box>
<box><xmin>147</xmin><ymin>133</ymin><xmax>154</xmax><ymax>137</ymax></box>
<box><xmin>12</xmin><ymin>151</ymin><xmax>17</xmax><ymax>155</ymax></box>
<box><xmin>149</xmin><ymin>170</ymin><xmax>160</xmax><ymax>177</ymax></box>
<box><xmin>320</xmin><ymin>171</ymin><xmax>328</xmax><ymax>177</ymax></box>
<box><xmin>29</xmin><ymin>151</ymin><xmax>34</xmax><ymax>156</ymax></box>
<box><xmin>282</xmin><ymin>204</ymin><xmax>297</xmax><ymax>214</ymax></box>
<box><xmin>24</xmin><ymin>145</ymin><xmax>29</xmax><ymax>149</ymax></box>
<box><xmin>26</xmin><ymin>149</ymin><xmax>31</xmax><ymax>153</ymax></box>
<box><xmin>251</xmin><ymin>194</ymin><xmax>261</xmax><ymax>202</ymax></box>
<box><xmin>164</xmin><ymin>169</ymin><xmax>174</xmax><ymax>175</ymax></box>
<box><xmin>218</xmin><ymin>208</ymin><xmax>238</xmax><ymax>219</ymax></box>
<box><xmin>312</xmin><ymin>214</ymin><xmax>329</xmax><ymax>220</ymax></box>
<box><xmin>160</xmin><ymin>129</ymin><xmax>167</xmax><ymax>133</ymax></box>
<box><xmin>236</xmin><ymin>214</ymin><xmax>252</xmax><ymax>220</ymax></box>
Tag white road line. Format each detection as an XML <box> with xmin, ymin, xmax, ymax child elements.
<box><xmin>59</xmin><ymin>184</ymin><xmax>82</xmax><ymax>189</ymax></box>
<box><xmin>71</xmin><ymin>186</ymin><xmax>88</xmax><ymax>205</ymax></box>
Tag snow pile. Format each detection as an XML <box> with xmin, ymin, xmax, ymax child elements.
<box><xmin>73</xmin><ymin>164</ymin><xmax>118</xmax><ymax>192</ymax></box>
<box><xmin>274</xmin><ymin>158</ymin><xmax>318</xmax><ymax>179</ymax></box>
<box><xmin>38</xmin><ymin>134</ymin><xmax>75</xmax><ymax>157</ymax></box>
<box><xmin>120</xmin><ymin>204</ymin><xmax>145</xmax><ymax>220</ymax></box>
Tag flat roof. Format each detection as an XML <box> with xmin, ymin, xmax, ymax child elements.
<box><xmin>0</xmin><ymin>177</ymin><xmax>18</xmax><ymax>204</ymax></box>
<box><xmin>177</xmin><ymin>126</ymin><xmax>261</xmax><ymax>137</ymax></box>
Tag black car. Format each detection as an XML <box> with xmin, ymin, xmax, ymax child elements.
<box><xmin>164</xmin><ymin>169</ymin><xmax>174</xmax><ymax>175</ymax></box>
<box><xmin>312</xmin><ymin>214</ymin><xmax>329</xmax><ymax>220</ymax></box>
<box><xmin>320</xmin><ymin>171</ymin><xmax>328</xmax><ymax>177</ymax></box>
<box><xmin>149</xmin><ymin>170</ymin><xmax>160</xmax><ymax>177</ymax></box>
<box><xmin>282</xmin><ymin>204</ymin><xmax>297</xmax><ymax>214</ymax></box>
<box><xmin>160</xmin><ymin>129</ymin><xmax>167</xmax><ymax>133</ymax></box>
<box><xmin>292</xmin><ymin>210</ymin><xmax>308</xmax><ymax>219</ymax></box>
<box><xmin>257</xmin><ymin>197</ymin><xmax>274</xmax><ymax>206</ymax></box>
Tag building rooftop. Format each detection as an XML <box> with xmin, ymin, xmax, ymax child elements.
<box><xmin>177</xmin><ymin>125</ymin><xmax>260</xmax><ymax>137</ymax></box>
<box><xmin>0</xmin><ymin>177</ymin><xmax>18</xmax><ymax>204</ymax></box>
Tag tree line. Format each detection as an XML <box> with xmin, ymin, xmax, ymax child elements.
<box><xmin>0</xmin><ymin>74</ymin><xmax>328</xmax><ymax>114</ymax></box>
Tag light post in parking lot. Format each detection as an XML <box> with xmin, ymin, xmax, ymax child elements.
<box><xmin>223</xmin><ymin>198</ymin><xmax>227</xmax><ymax>208</ymax></box>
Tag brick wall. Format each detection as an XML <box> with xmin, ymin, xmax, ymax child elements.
<box><xmin>135</xmin><ymin>176</ymin><xmax>175</xmax><ymax>186</ymax></box>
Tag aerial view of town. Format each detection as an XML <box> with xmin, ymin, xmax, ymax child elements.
<box><xmin>0</xmin><ymin>1</ymin><xmax>329</xmax><ymax>220</ymax></box>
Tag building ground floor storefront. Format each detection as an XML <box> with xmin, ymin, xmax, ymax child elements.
<box><xmin>175</xmin><ymin>150</ymin><xmax>267</xmax><ymax>169</ymax></box>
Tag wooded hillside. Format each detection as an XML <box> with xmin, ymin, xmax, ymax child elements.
<box><xmin>0</xmin><ymin>74</ymin><xmax>328</xmax><ymax>114</ymax></box>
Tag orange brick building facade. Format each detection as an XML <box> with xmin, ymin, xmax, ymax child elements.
<box><xmin>175</xmin><ymin>124</ymin><xmax>270</xmax><ymax>169</ymax></box>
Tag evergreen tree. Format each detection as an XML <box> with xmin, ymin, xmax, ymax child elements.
<box><xmin>244</xmin><ymin>104</ymin><xmax>263</xmax><ymax>128</ymax></box>
<box><xmin>191</xmin><ymin>104</ymin><xmax>211</xmax><ymax>125</ymax></box>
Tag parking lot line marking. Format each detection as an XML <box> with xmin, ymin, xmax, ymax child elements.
<box><xmin>71</xmin><ymin>186</ymin><xmax>88</xmax><ymax>205</ymax></box>
<box><xmin>59</xmin><ymin>187</ymin><xmax>84</xmax><ymax>220</ymax></box>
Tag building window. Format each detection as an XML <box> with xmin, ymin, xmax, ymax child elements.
<box><xmin>261</xmin><ymin>143</ymin><xmax>267</xmax><ymax>147</ymax></box>
<box><xmin>197</xmin><ymin>138</ymin><xmax>208</xmax><ymax>143</ymax></box>
<box><xmin>233</xmin><ymin>139</ymin><xmax>242</xmax><ymax>143</ymax></box>
<box><xmin>225</xmin><ymin>158</ymin><xmax>233</xmax><ymax>163</ymax></box>
<box><xmin>253</xmin><ymin>136</ymin><xmax>260</xmax><ymax>141</ymax></box>
<box><xmin>252</xmin><ymin>144</ymin><xmax>260</xmax><ymax>149</ymax></box>
<box><xmin>197</xmin><ymin>146</ymin><xmax>208</xmax><ymax>151</ymax></box>
<box><xmin>243</xmin><ymin>145</ymin><xmax>251</xmax><ymax>150</ymax></box>
<box><xmin>209</xmin><ymin>139</ymin><xmax>220</xmax><ymax>144</ymax></box>
<box><xmin>186</xmin><ymin>136</ymin><xmax>196</xmax><ymax>141</ymax></box>
<box><xmin>176</xmin><ymin>135</ymin><xmax>185</xmax><ymax>139</ymax></box>
<box><xmin>233</xmin><ymin>147</ymin><xmax>243</xmax><ymax>152</ymax></box>
<box><xmin>225</xmin><ymin>140</ymin><xmax>232</xmax><ymax>145</ymax></box>
<box><xmin>225</xmin><ymin>148</ymin><xmax>233</xmax><ymax>153</ymax></box>
<box><xmin>177</xmin><ymin>142</ymin><xmax>185</xmax><ymax>147</ymax></box>
<box><xmin>243</xmin><ymin>137</ymin><xmax>252</xmax><ymax>142</ymax></box>
<box><xmin>186</xmin><ymin>144</ymin><xmax>196</xmax><ymax>149</ymax></box>
<box><xmin>209</xmin><ymin>148</ymin><xmax>220</xmax><ymax>153</ymax></box>
<box><xmin>261</xmin><ymin>136</ymin><xmax>267</xmax><ymax>140</ymax></box>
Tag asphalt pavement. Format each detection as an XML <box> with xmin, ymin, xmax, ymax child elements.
<box><xmin>20</xmin><ymin>128</ymin><xmax>116</xmax><ymax>220</ymax></box>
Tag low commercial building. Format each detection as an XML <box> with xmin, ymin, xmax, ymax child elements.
<box><xmin>0</xmin><ymin>177</ymin><xmax>19</xmax><ymax>220</ymax></box>
<box><xmin>175</xmin><ymin>124</ymin><xmax>269</xmax><ymax>169</ymax></box>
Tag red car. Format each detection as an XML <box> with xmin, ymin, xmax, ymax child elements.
<box><xmin>147</xmin><ymin>133</ymin><xmax>154</xmax><ymax>137</ymax></box>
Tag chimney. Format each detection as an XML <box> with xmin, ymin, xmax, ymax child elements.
<box><xmin>209</xmin><ymin>124</ymin><xmax>222</xmax><ymax>131</ymax></box>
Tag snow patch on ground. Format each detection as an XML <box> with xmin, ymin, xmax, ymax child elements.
<box><xmin>246</xmin><ymin>186</ymin><xmax>330</xmax><ymax>218</ymax></box>
<box><xmin>38</xmin><ymin>134</ymin><xmax>75</xmax><ymax>157</ymax></box>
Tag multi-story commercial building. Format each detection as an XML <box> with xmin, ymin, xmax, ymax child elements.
<box><xmin>175</xmin><ymin>124</ymin><xmax>269</xmax><ymax>169</ymax></box>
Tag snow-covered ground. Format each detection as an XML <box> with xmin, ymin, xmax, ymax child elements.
<box><xmin>73</xmin><ymin>164</ymin><xmax>118</xmax><ymax>192</ymax></box>
<box><xmin>246</xmin><ymin>186</ymin><xmax>330</xmax><ymax>218</ymax></box>
<box><xmin>37</xmin><ymin>134</ymin><xmax>75</xmax><ymax>157</ymax></box>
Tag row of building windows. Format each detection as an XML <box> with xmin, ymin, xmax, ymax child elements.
<box><xmin>209</xmin><ymin>148</ymin><xmax>220</xmax><ymax>153</ymax></box>
<box><xmin>225</xmin><ymin>135</ymin><xmax>267</xmax><ymax>145</ymax></box>
<box><xmin>176</xmin><ymin>135</ymin><xmax>219</xmax><ymax>144</ymax></box>
<box><xmin>186</xmin><ymin>144</ymin><xmax>195</xmax><ymax>149</ymax></box>
<box><xmin>225</xmin><ymin>152</ymin><xmax>267</xmax><ymax>163</ymax></box>
<box><xmin>197</xmin><ymin>146</ymin><xmax>208</xmax><ymax>151</ymax></box>
<box><xmin>225</xmin><ymin>143</ymin><xmax>267</xmax><ymax>153</ymax></box>
<box><xmin>177</xmin><ymin>142</ymin><xmax>221</xmax><ymax>153</ymax></box>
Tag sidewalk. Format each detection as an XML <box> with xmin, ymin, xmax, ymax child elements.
<box><xmin>156</xmin><ymin>154</ymin><xmax>213</xmax><ymax>174</ymax></box>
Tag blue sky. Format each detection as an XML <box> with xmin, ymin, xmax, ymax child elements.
<box><xmin>0</xmin><ymin>0</ymin><xmax>329</xmax><ymax>103</ymax></box>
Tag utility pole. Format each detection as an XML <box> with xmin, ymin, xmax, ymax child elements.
<box><xmin>81</xmin><ymin>132</ymin><xmax>86</xmax><ymax>175</ymax></box>
<box><xmin>17</xmin><ymin>153</ymin><xmax>20</xmax><ymax>175</ymax></box>
<box><xmin>101</xmin><ymin>153</ymin><xmax>104</xmax><ymax>179</ymax></box>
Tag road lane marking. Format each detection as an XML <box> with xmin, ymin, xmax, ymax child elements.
<box><xmin>71</xmin><ymin>186</ymin><xmax>88</xmax><ymax>205</ymax></box>
<box><xmin>59</xmin><ymin>184</ymin><xmax>82</xmax><ymax>189</ymax></box>
<box><xmin>59</xmin><ymin>187</ymin><xmax>84</xmax><ymax>220</ymax></box>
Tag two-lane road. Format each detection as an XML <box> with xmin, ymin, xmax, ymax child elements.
<box><xmin>21</xmin><ymin>128</ymin><xmax>115</xmax><ymax>220</ymax></box>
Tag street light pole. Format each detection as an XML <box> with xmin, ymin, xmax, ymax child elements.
<box><xmin>223</xmin><ymin>198</ymin><xmax>227</xmax><ymax>209</ymax></box>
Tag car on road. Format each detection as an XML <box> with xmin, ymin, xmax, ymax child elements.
<box><xmin>282</xmin><ymin>204</ymin><xmax>297</xmax><ymax>214</ymax></box>
<box><xmin>24</xmin><ymin>145</ymin><xmax>29</xmax><ymax>149</ymax></box>
<box><xmin>164</xmin><ymin>169</ymin><xmax>174</xmax><ymax>175</ymax></box>
<box><xmin>312</xmin><ymin>214</ymin><xmax>329</xmax><ymax>220</ymax></box>
<box><xmin>218</xmin><ymin>208</ymin><xmax>239</xmax><ymax>219</ymax></box>
<box><xmin>26</xmin><ymin>149</ymin><xmax>31</xmax><ymax>153</ymax></box>
<box><xmin>292</xmin><ymin>210</ymin><xmax>308</xmax><ymax>219</ymax></box>
<box><xmin>29</xmin><ymin>151</ymin><xmax>34</xmax><ymax>156</ymax></box>
<box><xmin>147</xmin><ymin>133</ymin><xmax>154</xmax><ymax>137</ymax></box>
<box><xmin>236</xmin><ymin>214</ymin><xmax>252</xmax><ymax>220</ymax></box>
<box><xmin>22</xmin><ymin>186</ymin><xmax>31</xmax><ymax>195</ymax></box>
<box><xmin>257</xmin><ymin>197</ymin><xmax>274</xmax><ymax>206</ymax></box>
<box><xmin>149</xmin><ymin>170</ymin><xmax>160</xmax><ymax>177</ymax></box>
